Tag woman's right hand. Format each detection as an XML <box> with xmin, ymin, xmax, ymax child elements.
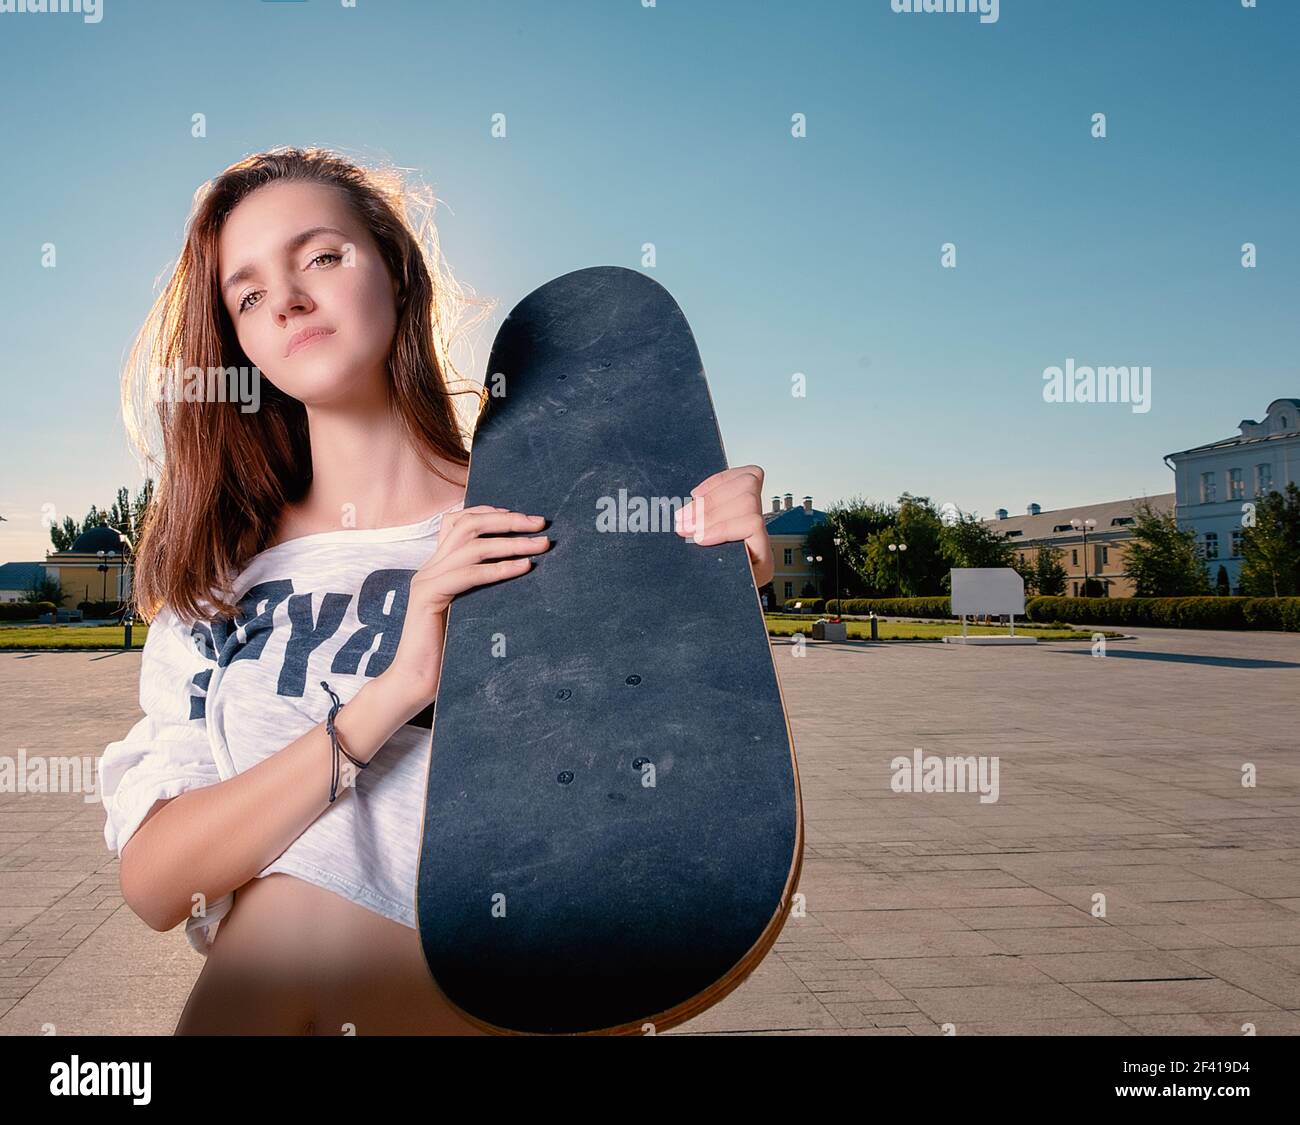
<box><xmin>379</xmin><ymin>506</ymin><xmax>551</xmax><ymax>715</ymax></box>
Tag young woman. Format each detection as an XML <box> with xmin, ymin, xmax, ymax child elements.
<box><xmin>100</xmin><ymin>146</ymin><xmax>775</xmax><ymax>1035</ymax></box>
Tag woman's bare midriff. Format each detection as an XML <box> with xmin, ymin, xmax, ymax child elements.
<box><xmin>174</xmin><ymin>872</ymin><xmax>488</xmax><ymax>1035</ymax></box>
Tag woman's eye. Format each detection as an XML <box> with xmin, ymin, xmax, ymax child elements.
<box><xmin>235</xmin><ymin>253</ymin><xmax>340</xmax><ymax>314</ymax></box>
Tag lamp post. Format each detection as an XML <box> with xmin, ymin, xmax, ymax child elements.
<box><xmin>832</xmin><ymin>536</ymin><xmax>843</xmax><ymax>622</ymax></box>
<box><xmin>888</xmin><ymin>540</ymin><xmax>908</xmax><ymax>597</ymax></box>
<box><xmin>116</xmin><ymin>532</ymin><xmax>135</xmax><ymax>647</ymax></box>
<box><xmin>805</xmin><ymin>553</ymin><xmax>824</xmax><ymax>607</ymax></box>
<box><xmin>1070</xmin><ymin>518</ymin><xmax>1097</xmax><ymax>595</ymax></box>
<box><xmin>96</xmin><ymin>549</ymin><xmax>109</xmax><ymax>602</ymax></box>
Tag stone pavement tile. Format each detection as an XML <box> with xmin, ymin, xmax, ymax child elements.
<box><xmin>817</xmin><ymin>908</ymin><xmax>971</xmax><ymax>936</ymax></box>
<box><xmin>670</xmin><ymin>990</ymin><xmax>839</xmax><ymax>1034</ymax></box>
<box><xmin>901</xmin><ymin>983</ymin><xmax>1110</xmax><ymax>1023</ymax></box>
<box><xmin>841</xmin><ymin>931</ymin><xmax>1007</xmax><ymax>959</ymax></box>
<box><xmin>0</xmin><ymin>907</ymin><xmax>43</xmax><ymax>928</ymax></box>
<box><xmin>1020</xmin><ymin>951</ymin><xmax>1209</xmax><ymax>983</ymax></box>
<box><xmin>1155</xmin><ymin>898</ymin><xmax>1300</xmax><ymax>925</ymax></box>
<box><xmin>1070</xmin><ymin>979</ymin><xmax>1280</xmax><ymax>1016</ymax></box>
<box><xmin>1115</xmin><ymin>925</ymin><xmax>1231</xmax><ymax>950</ymax></box>
<box><xmin>1248</xmin><ymin>945</ymin><xmax>1300</xmax><ymax>974</ymax></box>
<box><xmin>1275</xmin><ymin>899</ymin><xmax>1300</xmax><ymax>914</ymax></box>
<box><xmin>1163</xmin><ymin>947</ymin><xmax>1300</xmax><ymax>1009</ymax></box>
<box><xmin>983</xmin><ymin>926</ymin><xmax>1165</xmax><ymax>955</ymax></box>
<box><xmin>1120</xmin><ymin>1011</ymin><xmax>1300</xmax><ymax>1035</ymax></box>
<box><xmin>803</xmin><ymin>885</ymin><xmax>940</xmax><ymax>910</ymax></box>
<box><xmin>947</xmin><ymin>905</ymin><xmax>1099</xmax><ymax>930</ymax></box>
<box><xmin>1175</xmin><ymin>920</ymin><xmax>1300</xmax><ymax>947</ymax></box>
<box><xmin>865</xmin><ymin>954</ymin><xmax>1058</xmax><ymax>988</ymax></box>
<box><xmin>959</xmin><ymin>1016</ymin><xmax>1138</xmax><ymax>1035</ymax></box>
<box><xmin>0</xmin><ymin>906</ymin><xmax>200</xmax><ymax>1036</ymax></box>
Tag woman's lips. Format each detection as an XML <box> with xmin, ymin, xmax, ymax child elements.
<box><xmin>286</xmin><ymin>328</ymin><xmax>335</xmax><ymax>356</ymax></box>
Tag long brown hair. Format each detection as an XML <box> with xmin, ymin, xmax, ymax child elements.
<box><xmin>122</xmin><ymin>146</ymin><xmax>491</xmax><ymax>622</ymax></box>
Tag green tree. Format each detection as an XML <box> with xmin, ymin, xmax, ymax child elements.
<box><xmin>810</xmin><ymin>496</ymin><xmax>896</xmax><ymax>598</ymax></box>
<box><xmin>47</xmin><ymin>483</ymin><xmax>154</xmax><ymax>553</ymax></box>
<box><xmin>22</xmin><ymin>576</ymin><xmax>66</xmax><ymax>607</ymax></box>
<box><xmin>864</xmin><ymin>494</ymin><xmax>946</xmax><ymax>596</ymax></box>
<box><xmin>940</xmin><ymin>512</ymin><xmax>1015</xmax><ymax>570</ymax></box>
<box><xmin>1240</xmin><ymin>483</ymin><xmax>1300</xmax><ymax>597</ymax></box>
<box><xmin>1124</xmin><ymin>498</ymin><xmax>1210</xmax><ymax>596</ymax></box>
<box><xmin>1030</xmin><ymin>545</ymin><xmax>1068</xmax><ymax>597</ymax></box>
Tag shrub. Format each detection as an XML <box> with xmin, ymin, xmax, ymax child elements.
<box><xmin>1025</xmin><ymin>595</ymin><xmax>1300</xmax><ymax>631</ymax></box>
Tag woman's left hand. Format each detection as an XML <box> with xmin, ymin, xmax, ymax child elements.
<box><xmin>674</xmin><ymin>464</ymin><xmax>774</xmax><ymax>589</ymax></box>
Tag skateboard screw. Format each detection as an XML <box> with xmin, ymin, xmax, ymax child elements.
<box><xmin>557</xmin><ymin>373</ymin><xmax>567</xmax><ymax>380</ymax></box>
<box><xmin>600</xmin><ymin>360</ymin><xmax>611</xmax><ymax>368</ymax></box>
<box><xmin>632</xmin><ymin>757</ymin><xmax>650</xmax><ymax>769</ymax></box>
<box><xmin>555</xmin><ymin>688</ymin><xmax>572</xmax><ymax>701</ymax></box>
<box><xmin>557</xmin><ymin>771</ymin><xmax>574</xmax><ymax>784</ymax></box>
<box><xmin>624</xmin><ymin>674</ymin><xmax>641</xmax><ymax>686</ymax></box>
<box><xmin>556</xmin><ymin>407</ymin><xmax>567</xmax><ymax>415</ymax></box>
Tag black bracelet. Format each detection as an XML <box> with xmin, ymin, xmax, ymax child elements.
<box><xmin>321</xmin><ymin>680</ymin><xmax>368</xmax><ymax>803</ymax></box>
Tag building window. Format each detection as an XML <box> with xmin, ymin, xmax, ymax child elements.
<box><xmin>783</xmin><ymin>548</ymin><xmax>792</xmax><ymax>566</ymax></box>
<box><xmin>1255</xmin><ymin>463</ymin><xmax>1272</xmax><ymax>496</ymax></box>
<box><xmin>1231</xmin><ymin>529</ymin><xmax>1243</xmax><ymax>558</ymax></box>
<box><xmin>1071</xmin><ymin>549</ymin><xmax>1078</xmax><ymax>566</ymax></box>
<box><xmin>783</xmin><ymin>581</ymin><xmax>793</xmax><ymax>599</ymax></box>
<box><xmin>1100</xmin><ymin>545</ymin><xmax>1109</xmax><ymax>567</ymax></box>
<box><xmin>1203</xmin><ymin>532</ymin><xmax>1219</xmax><ymax>560</ymax></box>
<box><xmin>1200</xmin><ymin>471</ymin><xmax>1216</xmax><ymax>503</ymax></box>
<box><xmin>1072</xmin><ymin>581</ymin><xmax>1080</xmax><ymax>596</ymax></box>
<box><xmin>1228</xmin><ymin>468</ymin><xmax>1244</xmax><ymax>500</ymax></box>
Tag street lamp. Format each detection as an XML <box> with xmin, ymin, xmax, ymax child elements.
<box><xmin>832</xmin><ymin>536</ymin><xmax>843</xmax><ymax>622</ymax></box>
<box><xmin>115</xmin><ymin>532</ymin><xmax>136</xmax><ymax>647</ymax></box>
<box><xmin>887</xmin><ymin>540</ymin><xmax>908</xmax><ymax>597</ymax></box>
<box><xmin>1070</xmin><ymin>518</ymin><xmax>1097</xmax><ymax>595</ymax></box>
<box><xmin>805</xmin><ymin>554</ymin><xmax>824</xmax><ymax>603</ymax></box>
<box><xmin>96</xmin><ymin>549</ymin><xmax>109</xmax><ymax>602</ymax></box>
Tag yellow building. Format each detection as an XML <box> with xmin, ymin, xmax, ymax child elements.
<box><xmin>761</xmin><ymin>493</ymin><xmax>828</xmax><ymax>607</ymax></box>
<box><xmin>44</xmin><ymin>525</ymin><xmax>132</xmax><ymax>607</ymax></box>
<box><xmin>985</xmin><ymin>495</ymin><xmax>1175</xmax><ymax>597</ymax></box>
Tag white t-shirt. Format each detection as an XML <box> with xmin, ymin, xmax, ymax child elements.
<box><xmin>98</xmin><ymin>500</ymin><xmax>464</xmax><ymax>954</ymax></box>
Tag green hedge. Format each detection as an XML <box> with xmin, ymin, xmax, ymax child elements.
<box><xmin>77</xmin><ymin>600</ymin><xmax>126</xmax><ymax>619</ymax></box>
<box><xmin>0</xmin><ymin>602</ymin><xmax>48</xmax><ymax>622</ymax></box>
<box><xmin>1025</xmin><ymin>596</ymin><xmax>1300</xmax><ymax>631</ymax></box>
<box><xmin>782</xmin><ymin>597</ymin><xmax>957</xmax><ymax>617</ymax></box>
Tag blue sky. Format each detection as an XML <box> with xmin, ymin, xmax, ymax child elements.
<box><xmin>1</xmin><ymin>0</ymin><xmax>1297</xmax><ymax>562</ymax></box>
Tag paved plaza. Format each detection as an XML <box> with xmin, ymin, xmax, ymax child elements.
<box><xmin>2</xmin><ymin>627</ymin><xmax>1299</xmax><ymax>1035</ymax></box>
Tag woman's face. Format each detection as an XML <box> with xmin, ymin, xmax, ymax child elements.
<box><xmin>217</xmin><ymin>180</ymin><xmax>398</xmax><ymax>407</ymax></box>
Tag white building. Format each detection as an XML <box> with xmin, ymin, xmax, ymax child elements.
<box><xmin>1164</xmin><ymin>398</ymin><xmax>1300</xmax><ymax>593</ymax></box>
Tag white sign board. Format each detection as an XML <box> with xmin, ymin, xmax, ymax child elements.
<box><xmin>950</xmin><ymin>568</ymin><xmax>1025</xmax><ymax>617</ymax></box>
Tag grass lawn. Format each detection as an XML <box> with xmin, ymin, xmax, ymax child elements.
<box><xmin>0</xmin><ymin>625</ymin><xmax>148</xmax><ymax>650</ymax></box>
<box><xmin>764</xmin><ymin>616</ymin><xmax>1108</xmax><ymax>642</ymax></box>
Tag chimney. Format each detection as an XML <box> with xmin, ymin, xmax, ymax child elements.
<box><xmin>1027</xmin><ymin>502</ymin><xmax>1041</xmax><ymax>516</ymax></box>
<box><xmin>995</xmin><ymin>508</ymin><xmax>1008</xmax><ymax>521</ymax></box>
<box><xmin>770</xmin><ymin>495</ymin><xmax>781</xmax><ymax>514</ymax></box>
<box><xmin>783</xmin><ymin>492</ymin><xmax>793</xmax><ymax>511</ymax></box>
<box><xmin>802</xmin><ymin>495</ymin><xmax>813</xmax><ymax>514</ymax></box>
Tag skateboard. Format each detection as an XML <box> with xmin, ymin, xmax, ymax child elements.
<box><xmin>415</xmin><ymin>265</ymin><xmax>803</xmax><ymax>1035</ymax></box>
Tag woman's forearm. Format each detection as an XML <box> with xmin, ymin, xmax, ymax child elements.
<box><xmin>118</xmin><ymin>670</ymin><xmax>430</xmax><ymax>933</ymax></box>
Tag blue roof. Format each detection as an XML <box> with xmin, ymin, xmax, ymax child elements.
<box><xmin>0</xmin><ymin>562</ymin><xmax>47</xmax><ymax>591</ymax></box>
<box><xmin>764</xmin><ymin>506</ymin><xmax>827</xmax><ymax>536</ymax></box>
